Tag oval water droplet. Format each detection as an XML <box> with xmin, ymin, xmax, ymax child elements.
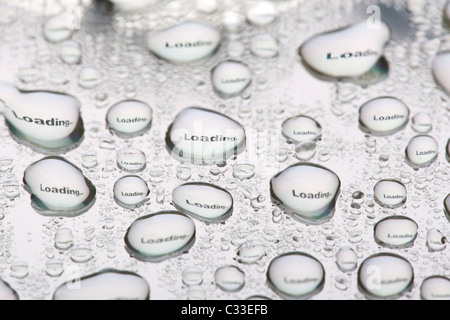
<box><xmin>172</xmin><ymin>182</ymin><xmax>233</xmax><ymax>222</ymax></box>
<box><xmin>246</xmin><ymin>1</ymin><xmax>277</xmax><ymax>26</ymax></box>
<box><xmin>282</xmin><ymin>115</ymin><xmax>322</xmax><ymax>143</ymax></box>
<box><xmin>147</xmin><ymin>22</ymin><xmax>221</xmax><ymax>64</ymax></box>
<box><xmin>299</xmin><ymin>20</ymin><xmax>390</xmax><ymax>78</ymax></box>
<box><xmin>373</xmin><ymin>179</ymin><xmax>407</xmax><ymax>209</ymax></box>
<box><xmin>335</xmin><ymin>247</ymin><xmax>358</xmax><ymax>272</ymax></box>
<box><xmin>113</xmin><ymin>176</ymin><xmax>149</xmax><ymax>209</ymax></box>
<box><xmin>125</xmin><ymin>211</ymin><xmax>196</xmax><ymax>262</ymax></box>
<box><xmin>0</xmin><ymin>82</ymin><xmax>84</xmax><ymax>153</ymax></box>
<box><xmin>53</xmin><ymin>269</ymin><xmax>150</xmax><ymax>300</ymax></box>
<box><xmin>432</xmin><ymin>52</ymin><xmax>450</xmax><ymax>94</ymax></box>
<box><xmin>106</xmin><ymin>100</ymin><xmax>153</xmax><ymax>138</ymax></box>
<box><xmin>54</xmin><ymin>228</ymin><xmax>74</xmax><ymax>250</ymax></box>
<box><xmin>211</xmin><ymin>60</ymin><xmax>252</xmax><ymax>98</ymax></box>
<box><xmin>270</xmin><ymin>163</ymin><xmax>341</xmax><ymax>224</ymax></box>
<box><xmin>59</xmin><ymin>40</ymin><xmax>82</xmax><ymax>65</ymax></box>
<box><xmin>267</xmin><ymin>252</ymin><xmax>325</xmax><ymax>300</ymax></box>
<box><xmin>23</xmin><ymin>157</ymin><xmax>96</xmax><ymax>217</ymax></box>
<box><xmin>405</xmin><ymin>135</ymin><xmax>439</xmax><ymax>167</ymax></box>
<box><xmin>358</xmin><ymin>253</ymin><xmax>414</xmax><ymax>300</ymax></box>
<box><xmin>412</xmin><ymin>112</ymin><xmax>432</xmax><ymax>133</ymax></box>
<box><xmin>374</xmin><ymin>216</ymin><xmax>418</xmax><ymax>248</ymax></box>
<box><xmin>250</xmin><ymin>34</ymin><xmax>279</xmax><ymax>58</ymax></box>
<box><xmin>0</xmin><ymin>279</ymin><xmax>18</xmax><ymax>300</ymax></box>
<box><xmin>187</xmin><ymin>285</ymin><xmax>206</xmax><ymax>300</ymax></box>
<box><xmin>165</xmin><ymin>107</ymin><xmax>246</xmax><ymax>164</ymax></box>
<box><xmin>236</xmin><ymin>240</ymin><xmax>266</xmax><ymax>264</ymax></box>
<box><xmin>444</xmin><ymin>194</ymin><xmax>450</xmax><ymax>221</ymax></box>
<box><xmin>182</xmin><ymin>267</ymin><xmax>203</xmax><ymax>286</ymax></box>
<box><xmin>295</xmin><ymin>142</ymin><xmax>317</xmax><ymax>161</ymax></box>
<box><xmin>70</xmin><ymin>243</ymin><xmax>93</xmax><ymax>263</ymax></box>
<box><xmin>43</xmin><ymin>14</ymin><xmax>75</xmax><ymax>43</ymax></box>
<box><xmin>45</xmin><ymin>259</ymin><xmax>64</xmax><ymax>277</ymax></box>
<box><xmin>78</xmin><ymin>67</ymin><xmax>102</xmax><ymax>89</ymax></box>
<box><xmin>215</xmin><ymin>265</ymin><xmax>245</xmax><ymax>292</ymax></box>
<box><xmin>446</xmin><ymin>139</ymin><xmax>450</xmax><ymax>163</ymax></box>
<box><xmin>116</xmin><ymin>148</ymin><xmax>146</xmax><ymax>172</ymax></box>
<box><xmin>359</xmin><ymin>97</ymin><xmax>409</xmax><ymax>136</ymax></box>
<box><xmin>420</xmin><ymin>276</ymin><xmax>450</xmax><ymax>300</ymax></box>
<box><xmin>426</xmin><ymin>229</ymin><xmax>447</xmax><ymax>252</ymax></box>
<box><xmin>10</xmin><ymin>261</ymin><xmax>29</xmax><ymax>279</ymax></box>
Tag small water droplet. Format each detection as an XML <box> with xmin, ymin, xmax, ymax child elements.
<box><xmin>215</xmin><ymin>265</ymin><xmax>245</xmax><ymax>292</ymax></box>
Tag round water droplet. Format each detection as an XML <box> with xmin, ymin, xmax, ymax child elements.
<box><xmin>295</xmin><ymin>142</ymin><xmax>317</xmax><ymax>161</ymax></box>
<box><xmin>405</xmin><ymin>135</ymin><xmax>439</xmax><ymax>167</ymax></box>
<box><xmin>147</xmin><ymin>22</ymin><xmax>221</xmax><ymax>65</ymax></box>
<box><xmin>420</xmin><ymin>276</ymin><xmax>450</xmax><ymax>300</ymax></box>
<box><xmin>54</xmin><ymin>228</ymin><xmax>74</xmax><ymax>250</ymax></box>
<box><xmin>116</xmin><ymin>148</ymin><xmax>146</xmax><ymax>173</ymax></box>
<box><xmin>165</xmin><ymin>107</ymin><xmax>246</xmax><ymax>164</ymax></box>
<box><xmin>267</xmin><ymin>252</ymin><xmax>325</xmax><ymax>300</ymax></box>
<box><xmin>282</xmin><ymin>115</ymin><xmax>322</xmax><ymax>143</ymax></box>
<box><xmin>246</xmin><ymin>1</ymin><xmax>277</xmax><ymax>26</ymax></box>
<box><xmin>23</xmin><ymin>157</ymin><xmax>96</xmax><ymax>217</ymax></box>
<box><xmin>359</xmin><ymin>97</ymin><xmax>410</xmax><ymax>136</ymax></box>
<box><xmin>373</xmin><ymin>179</ymin><xmax>407</xmax><ymax>209</ymax></box>
<box><xmin>43</xmin><ymin>14</ymin><xmax>75</xmax><ymax>43</ymax></box>
<box><xmin>215</xmin><ymin>265</ymin><xmax>245</xmax><ymax>292</ymax></box>
<box><xmin>227</xmin><ymin>41</ymin><xmax>245</xmax><ymax>58</ymax></box>
<box><xmin>0</xmin><ymin>279</ymin><xmax>18</xmax><ymax>300</ymax></box>
<box><xmin>10</xmin><ymin>261</ymin><xmax>28</xmax><ymax>279</ymax></box>
<box><xmin>0</xmin><ymin>82</ymin><xmax>84</xmax><ymax>153</ymax></box>
<box><xmin>81</xmin><ymin>151</ymin><xmax>98</xmax><ymax>169</ymax></box>
<box><xmin>426</xmin><ymin>229</ymin><xmax>447</xmax><ymax>252</ymax></box>
<box><xmin>432</xmin><ymin>52</ymin><xmax>450</xmax><ymax>95</ymax></box>
<box><xmin>113</xmin><ymin>176</ymin><xmax>149</xmax><ymax>209</ymax></box>
<box><xmin>358</xmin><ymin>253</ymin><xmax>414</xmax><ymax>300</ymax></box>
<box><xmin>78</xmin><ymin>67</ymin><xmax>102</xmax><ymax>89</ymax></box>
<box><xmin>196</xmin><ymin>0</ymin><xmax>218</xmax><ymax>13</ymax></box>
<box><xmin>236</xmin><ymin>240</ymin><xmax>266</xmax><ymax>264</ymax></box>
<box><xmin>45</xmin><ymin>259</ymin><xmax>64</xmax><ymax>277</ymax></box>
<box><xmin>106</xmin><ymin>100</ymin><xmax>153</xmax><ymax>138</ymax></box>
<box><xmin>125</xmin><ymin>211</ymin><xmax>196</xmax><ymax>262</ymax></box>
<box><xmin>59</xmin><ymin>40</ymin><xmax>82</xmax><ymax>65</ymax></box>
<box><xmin>211</xmin><ymin>60</ymin><xmax>252</xmax><ymax>98</ymax></box>
<box><xmin>270</xmin><ymin>163</ymin><xmax>341</xmax><ymax>224</ymax></box>
<box><xmin>182</xmin><ymin>267</ymin><xmax>203</xmax><ymax>286</ymax></box>
<box><xmin>53</xmin><ymin>269</ymin><xmax>150</xmax><ymax>300</ymax></box>
<box><xmin>172</xmin><ymin>182</ymin><xmax>233</xmax><ymax>222</ymax></box>
<box><xmin>299</xmin><ymin>20</ymin><xmax>390</xmax><ymax>78</ymax></box>
<box><xmin>374</xmin><ymin>216</ymin><xmax>418</xmax><ymax>248</ymax></box>
<box><xmin>3</xmin><ymin>180</ymin><xmax>20</xmax><ymax>199</ymax></box>
<box><xmin>412</xmin><ymin>112</ymin><xmax>432</xmax><ymax>133</ymax></box>
<box><xmin>70</xmin><ymin>243</ymin><xmax>93</xmax><ymax>263</ymax></box>
<box><xmin>250</xmin><ymin>34</ymin><xmax>279</xmax><ymax>58</ymax></box>
<box><xmin>336</xmin><ymin>247</ymin><xmax>358</xmax><ymax>272</ymax></box>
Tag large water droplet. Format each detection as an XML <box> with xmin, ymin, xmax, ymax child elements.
<box><xmin>106</xmin><ymin>100</ymin><xmax>153</xmax><ymax>138</ymax></box>
<box><xmin>214</xmin><ymin>265</ymin><xmax>245</xmax><ymax>292</ymax></box>
<box><xmin>432</xmin><ymin>52</ymin><xmax>450</xmax><ymax>94</ymax></box>
<box><xmin>282</xmin><ymin>115</ymin><xmax>322</xmax><ymax>143</ymax></box>
<box><xmin>359</xmin><ymin>97</ymin><xmax>409</xmax><ymax>136</ymax></box>
<box><xmin>211</xmin><ymin>60</ymin><xmax>252</xmax><ymax>98</ymax></box>
<box><xmin>335</xmin><ymin>247</ymin><xmax>358</xmax><ymax>272</ymax></box>
<box><xmin>405</xmin><ymin>135</ymin><xmax>439</xmax><ymax>167</ymax></box>
<box><xmin>116</xmin><ymin>148</ymin><xmax>146</xmax><ymax>172</ymax></box>
<box><xmin>172</xmin><ymin>182</ymin><xmax>233</xmax><ymax>222</ymax></box>
<box><xmin>0</xmin><ymin>279</ymin><xmax>18</xmax><ymax>300</ymax></box>
<box><xmin>53</xmin><ymin>269</ymin><xmax>150</xmax><ymax>300</ymax></box>
<box><xmin>267</xmin><ymin>252</ymin><xmax>325</xmax><ymax>300</ymax></box>
<box><xmin>125</xmin><ymin>211</ymin><xmax>196</xmax><ymax>262</ymax></box>
<box><xmin>246</xmin><ymin>1</ymin><xmax>277</xmax><ymax>26</ymax></box>
<box><xmin>374</xmin><ymin>179</ymin><xmax>407</xmax><ymax>209</ymax></box>
<box><xmin>0</xmin><ymin>82</ymin><xmax>84</xmax><ymax>153</ymax></box>
<box><xmin>358</xmin><ymin>253</ymin><xmax>414</xmax><ymax>300</ymax></box>
<box><xmin>236</xmin><ymin>240</ymin><xmax>266</xmax><ymax>264</ymax></box>
<box><xmin>426</xmin><ymin>229</ymin><xmax>447</xmax><ymax>252</ymax></box>
<box><xmin>374</xmin><ymin>216</ymin><xmax>418</xmax><ymax>248</ymax></box>
<box><xmin>420</xmin><ymin>276</ymin><xmax>450</xmax><ymax>300</ymax></box>
<box><xmin>23</xmin><ymin>157</ymin><xmax>96</xmax><ymax>217</ymax></box>
<box><xmin>43</xmin><ymin>14</ymin><xmax>75</xmax><ymax>43</ymax></box>
<box><xmin>270</xmin><ymin>163</ymin><xmax>341</xmax><ymax>224</ymax></box>
<box><xmin>165</xmin><ymin>107</ymin><xmax>246</xmax><ymax>164</ymax></box>
<box><xmin>147</xmin><ymin>22</ymin><xmax>221</xmax><ymax>65</ymax></box>
<box><xmin>113</xmin><ymin>176</ymin><xmax>149</xmax><ymax>209</ymax></box>
<box><xmin>299</xmin><ymin>20</ymin><xmax>390</xmax><ymax>78</ymax></box>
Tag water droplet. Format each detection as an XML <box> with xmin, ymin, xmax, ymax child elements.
<box><xmin>0</xmin><ymin>82</ymin><xmax>84</xmax><ymax>153</ymax></box>
<box><xmin>3</xmin><ymin>180</ymin><xmax>20</xmax><ymax>199</ymax></box>
<box><xmin>267</xmin><ymin>252</ymin><xmax>325</xmax><ymax>300</ymax></box>
<box><xmin>23</xmin><ymin>157</ymin><xmax>96</xmax><ymax>217</ymax></box>
<box><xmin>0</xmin><ymin>279</ymin><xmax>18</xmax><ymax>300</ymax></box>
<box><xmin>187</xmin><ymin>285</ymin><xmax>206</xmax><ymax>300</ymax></box>
<box><xmin>282</xmin><ymin>115</ymin><xmax>322</xmax><ymax>143</ymax></box>
<box><xmin>172</xmin><ymin>182</ymin><xmax>233</xmax><ymax>222</ymax></box>
<box><xmin>106</xmin><ymin>100</ymin><xmax>153</xmax><ymax>138</ymax></box>
<box><xmin>70</xmin><ymin>243</ymin><xmax>93</xmax><ymax>263</ymax></box>
<box><xmin>426</xmin><ymin>229</ymin><xmax>447</xmax><ymax>252</ymax></box>
<box><xmin>147</xmin><ymin>22</ymin><xmax>221</xmax><ymax>65</ymax></box>
<box><xmin>250</xmin><ymin>34</ymin><xmax>279</xmax><ymax>58</ymax></box>
<box><xmin>182</xmin><ymin>267</ymin><xmax>203</xmax><ymax>286</ymax></box>
<box><xmin>246</xmin><ymin>1</ymin><xmax>277</xmax><ymax>26</ymax></box>
<box><xmin>215</xmin><ymin>265</ymin><xmax>245</xmax><ymax>292</ymax></box>
<box><xmin>53</xmin><ymin>269</ymin><xmax>150</xmax><ymax>300</ymax></box>
<box><xmin>352</xmin><ymin>191</ymin><xmax>365</xmax><ymax>200</ymax></box>
<box><xmin>45</xmin><ymin>259</ymin><xmax>64</xmax><ymax>277</ymax></box>
<box><xmin>165</xmin><ymin>107</ymin><xmax>246</xmax><ymax>164</ymax></box>
<box><xmin>10</xmin><ymin>261</ymin><xmax>28</xmax><ymax>279</ymax></box>
<box><xmin>81</xmin><ymin>151</ymin><xmax>98</xmax><ymax>169</ymax></box>
<box><xmin>270</xmin><ymin>163</ymin><xmax>341</xmax><ymax>224</ymax></box>
<box><xmin>116</xmin><ymin>148</ymin><xmax>146</xmax><ymax>173</ymax></box>
<box><xmin>446</xmin><ymin>139</ymin><xmax>450</xmax><ymax>163</ymax></box>
<box><xmin>358</xmin><ymin>253</ymin><xmax>414</xmax><ymax>300</ymax></box>
<box><xmin>412</xmin><ymin>112</ymin><xmax>432</xmax><ymax>133</ymax></box>
<box><xmin>227</xmin><ymin>41</ymin><xmax>245</xmax><ymax>58</ymax></box>
<box><xmin>444</xmin><ymin>194</ymin><xmax>450</xmax><ymax>221</ymax></box>
<box><xmin>54</xmin><ymin>228</ymin><xmax>74</xmax><ymax>250</ymax></box>
<box><xmin>113</xmin><ymin>176</ymin><xmax>149</xmax><ymax>209</ymax></box>
<box><xmin>359</xmin><ymin>97</ymin><xmax>410</xmax><ymax>136</ymax></box>
<box><xmin>233</xmin><ymin>163</ymin><xmax>255</xmax><ymax>180</ymax></box>
<box><xmin>336</xmin><ymin>247</ymin><xmax>358</xmax><ymax>272</ymax></box>
<box><xmin>43</xmin><ymin>14</ymin><xmax>75</xmax><ymax>43</ymax></box>
<box><xmin>374</xmin><ymin>216</ymin><xmax>418</xmax><ymax>248</ymax></box>
<box><xmin>432</xmin><ymin>52</ymin><xmax>450</xmax><ymax>94</ymax></box>
<box><xmin>59</xmin><ymin>40</ymin><xmax>82</xmax><ymax>65</ymax></box>
<box><xmin>0</xmin><ymin>6</ymin><xmax>17</xmax><ymax>25</ymax></box>
<box><xmin>211</xmin><ymin>60</ymin><xmax>252</xmax><ymax>98</ymax></box>
<box><xmin>373</xmin><ymin>179</ymin><xmax>407</xmax><ymax>209</ymax></box>
<box><xmin>125</xmin><ymin>211</ymin><xmax>196</xmax><ymax>262</ymax></box>
<box><xmin>236</xmin><ymin>240</ymin><xmax>266</xmax><ymax>264</ymax></box>
<box><xmin>420</xmin><ymin>276</ymin><xmax>450</xmax><ymax>300</ymax></box>
<box><xmin>246</xmin><ymin>295</ymin><xmax>271</xmax><ymax>300</ymax></box>
<box><xmin>299</xmin><ymin>20</ymin><xmax>390</xmax><ymax>78</ymax></box>
<box><xmin>78</xmin><ymin>67</ymin><xmax>102</xmax><ymax>89</ymax></box>
<box><xmin>405</xmin><ymin>135</ymin><xmax>439</xmax><ymax>167</ymax></box>
<box><xmin>295</xmin><ymin>142</ymin><xmax>317</xmax><ymax>161</ymax></box>
<box><xmin>196</xmin><ymin>0</ymin><xmax>218</xmax><ymax>13</ymax></box>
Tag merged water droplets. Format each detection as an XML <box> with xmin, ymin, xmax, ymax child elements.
<box><xmin>172</xmin><ymin>182</ymin><xmax>233</xmax><ymax>222</ymax></box>
<box><xmin>214</xmin><ymin>265</ymin><xmax>245</xmax><ymax>292</ymax></box>
<box><xmin>374</xmin><ymin>216</ymin><xmax>418</xmax><ymax>248</ymax></box>
<box><xmin>405</xmin><ymin>135</ymin><xmax>439</xmax><ymax>167</ymax></box>
<box><xmin>270</xmin><ymin>163</ymin><xmax>341</xmax><ymax>224</ymax></box>
<box><xmin>358</xmin><ymin>253</ymin><xmax>414</xmax><ymax>300</ymax></box>
<box><xmin>267</xmin><ymin>252</ymin><xmax>325</xmax><ymax>300</ymax></box>
<box><xmin>211</xmin><ymin>60</ymin><xmax>252</xmax><ymax>98</ymax></box>
<box><xmin>113</xmin><ymin>176</ymin><xmax>149</xmax><ymax>209</ymax></box>
<box><xmin>282</xmin><ymin>115</ymin><xmax>322</xmax><ymax>143</ymax></box>
<box><xmin>106</xmin><ymin>100</ymin><xmax>153</xmax><ymax>138</ymax></box>
<box><xmin>420</xmin><ymin>276</ymin><xmax>450</xmax><ymax>300</ymax></box>
<box><xmin>0</xmin><ymin>83</ymin><xmax>84</xmax><ymax>153</ymax></box>
<box><xmin>124</xmin><ymin>211</ymin><xmax>196</xmax><ymax>262</ymax></box>
<box><xmin>165</xmin><ymin>107</ymin><xmax>246</xmax><ymax>164</ymax></box>
<box><xmin>147</xmin><ymin>22</ymin><xmax>221</xmax><ymax>64</ymax></box>
<box><xmin>374</xmin><ymin>179</ymin><xmax>407</xmax><ymax>209</ymax></box>
<box><xmin>23</xmin><ymin>157</ymin><xmax>96</xmax><ymax>217</ymax></box>
<box><xmin>53</xmin><ymin>269</ymin><xmax>150</xmax><ymax>300</ymax></box>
